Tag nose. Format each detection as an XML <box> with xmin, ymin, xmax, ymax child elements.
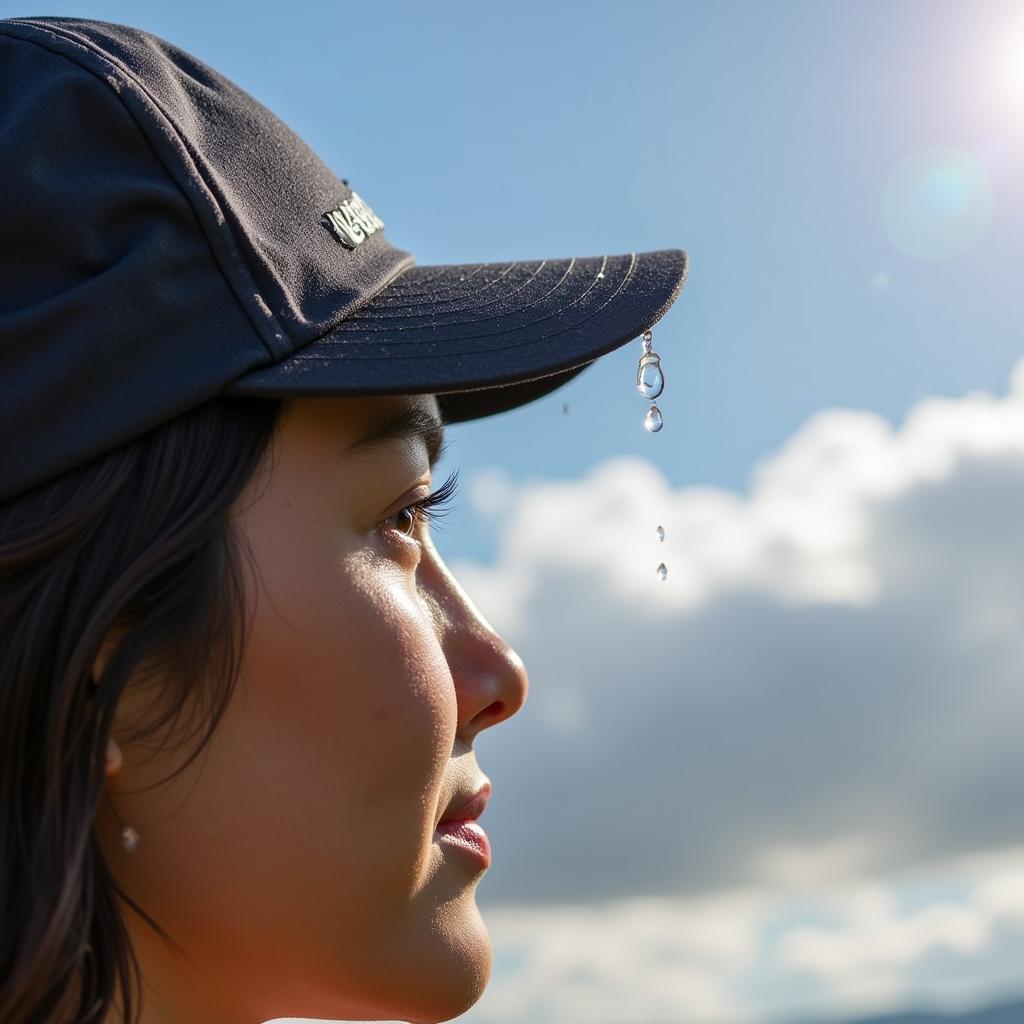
<box><xmin>418</xmin><ymin>534</ymin><xmax>529</xmax><ymax>743</ymax></box>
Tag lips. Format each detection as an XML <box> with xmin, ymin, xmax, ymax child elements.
<box><xmin>435</xmin><ymin>779</ymin><xmax>492</xmax><ymax>868</ymax></box>
<box><xmin>438</xmin><ymin>780</ymin><xmax>491</xmax><ymax>826</ymax></box>
<box><xmin>435</xmin><ymin>819</ymin><xmax>491</xmax><ymax>867</ymax></box>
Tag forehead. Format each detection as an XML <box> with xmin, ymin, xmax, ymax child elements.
<box><xmin>279</xmin><ymin>393</ymin><xmax>445</xmax><ymax>465</ymax></box>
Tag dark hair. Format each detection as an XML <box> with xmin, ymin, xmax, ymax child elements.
<box><xmin>0</xmin><ymin>394</ymin><xmax>290</xmax><ymax>1023</ymax></box>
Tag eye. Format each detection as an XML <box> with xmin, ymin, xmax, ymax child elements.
<box><xmin>383</xmin><ymin>504</ymin><xmax>418</xmax><ymax>538</ymax></box>
<box><xmin>379</xmin><ymin>468</ymin><xmax>461</xmax><ymax>540</ymax></box>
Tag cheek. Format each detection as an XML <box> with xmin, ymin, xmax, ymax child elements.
<box><xmin>240</xmin><ymin>546</ymin><xmax>458</xmax><ymax>859</ymax></box>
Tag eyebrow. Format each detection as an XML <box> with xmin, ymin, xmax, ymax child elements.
<box><xmin>341</xmin><ymin>404</ymin><xmax>448</xmax><ymax>469</ymax></box>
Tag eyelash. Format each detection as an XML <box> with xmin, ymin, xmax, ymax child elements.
<box><xmin>381</xmin><ymin>467</ymin><xmax>462</xmax><ymax>539</ymax></box>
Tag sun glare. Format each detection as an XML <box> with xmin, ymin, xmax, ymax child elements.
<box><xmin>992</xmin><ymin>17</ymin><xmax>1024</xmax><ymax>109</ymax></box>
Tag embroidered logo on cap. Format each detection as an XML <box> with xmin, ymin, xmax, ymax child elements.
<box><xmin>321</xmin><ymin>191</ymin><xmax>385</xmax><ymax>250</ymax></box>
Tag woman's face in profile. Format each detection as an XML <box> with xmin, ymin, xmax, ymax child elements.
<box><xmin>95</xmin><ymin>393</ymin><xmax>530</xmax><ymax>1024</ymax></box>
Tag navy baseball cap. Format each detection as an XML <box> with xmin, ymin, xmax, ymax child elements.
<box><xmin>0</xmin><ymin>15</ymin><xmax>688</xmax><ymax>505</ymax></box>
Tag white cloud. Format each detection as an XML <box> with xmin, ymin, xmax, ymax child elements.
<box><xmin>779</xmin><ymin>896</ymin><xmax>988</xmax><ymax>977</ymax></box>
<box><xmin>459</xmin><ymin>366</ymin><xmax>1024</xmax><ymax>623</ymax></box>
<box><xmin>272</xmin><ymin>363</ymin><xmax>1024</xmax><ymax>1023</ymax></box>
<box><xmin>452</xmin><ymin>357</ymin><xmax>1024</xmax><ymax>906</ymax></box>
<box><xmin>461</xmin><ymin>848</ymin><xmax>1024</xmax><ymax>1024</ymax></box>
<box><xmin>467</xmin><ymin>466</ymin><xmax>516</xmax><ymax>520</ymax></box>
<box><xmin>464</xmin><ymin>890</ymin><xmax>764</xmax><ymax>1024</ymax></box>
<box><xmin>753</xmin><ymin>835</ymin><xmax>882</xmax><ymax>888</ymax></box>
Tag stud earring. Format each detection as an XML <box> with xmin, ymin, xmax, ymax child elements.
<box><xmin>121</xmin><ymin>825</ymin><xmax>142</xmax><ymax>852</ymax></box>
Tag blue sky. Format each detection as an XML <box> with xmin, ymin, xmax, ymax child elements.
<box><xmin>7</xmin><ymin>2</ymin><xmax>1024</xmax><ymax>1022</ymax></box>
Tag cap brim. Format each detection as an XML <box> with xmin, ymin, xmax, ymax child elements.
<box><xmin>222</xmin><ymin>249</ymin><xmax>688</xmax><ymax>424</ymax></box>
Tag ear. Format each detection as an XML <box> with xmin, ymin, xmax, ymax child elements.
<box><xmin>90</xmin><ymin>627</ymin><xmax>128</xmax><ymax>780</ymax></box>
<box><xmin>105</xmin><ymin>736</ymin><xmax>123</xmax><ymax>778</ymax></box>
<box><xmin>90</xmin><ymin>625</ymin><xmax>126</xmax><ymax>688</ymax></box>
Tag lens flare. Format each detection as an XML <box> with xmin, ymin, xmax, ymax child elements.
<box><xmin>881</xmin><ymin>147</ymin><xmax>994</xmax><ymax>262</ymax></box>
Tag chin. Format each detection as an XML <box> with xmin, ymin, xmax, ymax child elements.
<box><xmin>396</xmin><ymin>903</ymin><xmax>494</xmax><ymax>1024</ymax></box>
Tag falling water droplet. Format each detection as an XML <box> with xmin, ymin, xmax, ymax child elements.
<box><xmin>636</xmin><ymin>331</ymin><xmax>668</xmax><ymax>585</ymax></box>
<box><xmin>562</xmin><ymin>403</ymin><xmax>570</xmax><ymax>415</ymax></box>
<box><xmin>636</xmin><ymin>354</ymin><xmax>664</xmax><ymax>400</ymax></box>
